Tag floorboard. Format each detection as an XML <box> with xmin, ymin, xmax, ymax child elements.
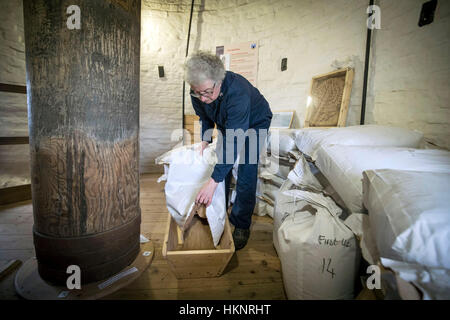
<box><xmin>0</xmin><ymin>173</ymin><xmax>286</xmax><ymax>300</ymax></box>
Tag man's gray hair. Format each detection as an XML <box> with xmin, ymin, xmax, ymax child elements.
<box><xmin>184</xmin><ymin>51</ymin><xmax>226</xmax><ymax>86</ymax></box>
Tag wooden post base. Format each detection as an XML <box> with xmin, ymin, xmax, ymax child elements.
<box><xmin>14</xmin><ymin>241</ymin><xmax>154</xmax><ymax>300</ymax></box>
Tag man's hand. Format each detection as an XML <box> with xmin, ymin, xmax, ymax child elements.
<box><xmin>195</xmin><ymin>178</ymin><xmax>219</xmax><ymax>207</ymax></box>
<box><xmin>199</xmin><ymin>141</ymin><xmax>209</xmax><ymax>156</ymax></box>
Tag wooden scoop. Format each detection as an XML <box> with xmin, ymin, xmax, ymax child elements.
<box><xmin>195</xmin><ymin>203</ymin><xmax>207</xmax><ymax>219</ymax></box>
<box><xmin>182</xmin><ymin>203</ymin><xmax>207</xmax><ymax>232</ymax></box>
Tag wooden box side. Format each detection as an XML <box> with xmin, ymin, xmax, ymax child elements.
<box><xmin>166</xmin><ymin>250</ymin><xmax>234</xmax><ymax>279</ymax></box>
<box><xmin>183</xmin><ymin>115</ymin><xmax>218</xmax><ymax>144</ymax></box>
<box><xmin>163</xmin><ymin>213</ymin><xmax>235</xmax><ymax>279</ymax></box>
<box><xmin>162</xmin><ymin>213</ymin><xmax>179</xmax><ymax>257</ymax></box>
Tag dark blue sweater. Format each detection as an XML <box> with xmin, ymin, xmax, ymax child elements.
<box><xmin>191</xmin><ymin>71</ymin><xmax>272</xmax><ymax>182</ymax></box>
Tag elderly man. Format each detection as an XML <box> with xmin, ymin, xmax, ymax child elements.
<box><xmin>184</xmin><ymin>51</ymin><xmax>272</xmax><ymax>250</ymax></box>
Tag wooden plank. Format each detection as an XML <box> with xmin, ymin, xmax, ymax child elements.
<box><xmin>139</xmin><ymin>198</ymin><xmax>168</xmax><ymax>205</ymax></box>
<box><xmin>0</xmin><ymin>83</ymin><xmax>27</xmax><ymax>94</ymax></box>
<box><xmin>311</xmin><ymin>68</ymin><xmax>347</xmax><ymax>80</ymax></box>
<box><xmin>0</xmin><ymin>172</ymin><xmax>286</xmax><ymax>300</ymax></box>
<box><xmin>0</xmin><ymin>184</ymin><xmax>32</xmax><ymax>205</ymax></box>
<box><xmin>0</xmin><ymin>137</ymin><xmax>29</xmax><ymax>145</ymax></box>
<box><xmin>183</xmin><ymin>114</ymin><xmax>199</xmax><ymax>125</ymax></box>
<box><xmin>337</xmin><ymin>68</ymin><xmax>354</xmax><ymax>127</ymax></box>
<box><xmin>183</xmin><ymin>114</ymin><xmax>218</xmax><ymax>142</ymax></box>
<box><xmin>0</xmin><ymin>223</ymin><xmax>33</xmax><ymax>235</ymax></box>
<box><xmin>102</xmin><ymin>282</ymin><xmax>286</xmax><ymax>300</ymax></box>
<box><xmin>0</xmin><ymin>235</ymin><xmax>34</xmax><ymax>250</ymax></box>
<box><xmin>0</xmin><ymin>249</ymin><xmax>35</xmax><ymax>262</ymax></box>
<box><xmin>0</xmin><ymin>260</ymin><xmax>22</xmax><ymax>282</ymax></box>
<box><xmin>0</xmin><ymin>213</ymin><xmax>33</xmax><ymax>225</ymax></box>
<box><xmin>163</xmin><ymin>213</ymin><xmax>235</xmax><ymax>279</ymax></box>
<box><xmin>124</xmin><ymin>251</ymin><xmax>283</xmax><ymax>290</ymax></box>
<box><xmin>0</xmin><ymin>201</ymin><xmax>33</xmax><ymax>216</ymax></box>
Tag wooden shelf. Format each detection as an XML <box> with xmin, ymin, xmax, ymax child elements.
<box><xmin>0</xmin><ymin>137</ymin><xmax>29</xmax><ymax>145</ymax></box>
<box><xmin>0</xmin><ymin>83</ymin><xmax>27</xmax><ymax>94</ymax></box>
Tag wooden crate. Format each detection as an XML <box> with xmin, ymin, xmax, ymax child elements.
<box><xmin>183</xmin><ymin>114</ymin><xmax>218</xmax><ymax>145</ymax></box>
<box><xmin>162</xmin><ymin>213</ymin><xmax>235</xmax><ymax>279</ymax></box>
<box><xmin>304</xmin><ymin>67</ymin><xmax>354</xmax><ymax>128</ymax></box>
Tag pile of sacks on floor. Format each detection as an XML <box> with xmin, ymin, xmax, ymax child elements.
<box><xmin>254</xmin><ymin>129</ymin><xmax>361</xmax><ymax>300</ymax></box>
<box><xmin>254</xmin><ymin>129</ymin><xmax>324</xmax><ymax>217</ymax></box>
<box><xmin>254</xmin><ymin>129</ymin><xmax>299</xmax><ymax>218</ymax></box>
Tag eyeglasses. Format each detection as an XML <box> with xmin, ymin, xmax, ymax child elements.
<box><xmin>190</xmin><ymin>82</ymin><xmax>216</xmax><ymax>98</ymax></box>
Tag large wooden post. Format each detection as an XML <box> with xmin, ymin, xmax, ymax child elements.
<box><xmin>23</xmin><ymin>0</ymin><xmax>141</xmax><ymax>285</ymax></box>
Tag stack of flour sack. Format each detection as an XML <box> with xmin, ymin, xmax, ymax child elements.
<box><xmin>255</xmin><ymin>128</ymin><xmax>361</xmax><ymax>300</ymax></box>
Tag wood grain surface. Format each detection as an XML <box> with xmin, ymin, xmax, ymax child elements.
<box><xmin>22</xmin><ymin>0</ymin><xmax>142</xmax><ymax>284</ymax></box>
<box><xmin>30</xmin><ymin>132</ymin><xmax>140</xmax><ymax>237</ymax></box>
<box><xmin>308</xmin><ymin>74</ymin><xmax>345</xmax><ymax>126</ymax></box>
<box><xmin>23</xmin><ymin>0</ymin><xmax>141</xmax><ymax>237</ymax></box>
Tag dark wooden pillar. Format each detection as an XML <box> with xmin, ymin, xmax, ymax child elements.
<box><xmin>23</xmin><ymin>0</ymin><xmax>141</xmax><ymax>285</ymax></box>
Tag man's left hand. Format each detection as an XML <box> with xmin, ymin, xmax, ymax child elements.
<box><xmin>195</xmin><ymin>178</ymin><xmax>219</xmax><ymax>207</ymax></box>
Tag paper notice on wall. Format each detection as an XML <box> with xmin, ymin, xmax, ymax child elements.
<box><xmin>216</xmin><ymin>41</ymin><xmax>258</xmax><ymax>87</ymax></box>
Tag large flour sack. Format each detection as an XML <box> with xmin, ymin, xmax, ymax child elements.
<box><xmin>277</xmin><ymin>190</ymin><xmax>360</xmax><ymax>299</ymax></box>
<box><xmin>162</xmin><ymin>144</ymin><xmax>226</xmax><ymax>247</ymax></box>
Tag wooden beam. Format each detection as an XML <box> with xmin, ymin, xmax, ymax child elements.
<box><xmin>0</xmin><ymin>83</ymin><xmax>27</xmax><ymax>94</ymax></box>
<box><xmin>0</xmin><ymin>137</ymin><xmax>29</xmax><ymax>145</ymax></box>
<box><xmin>0</xmin><ymin>184</ymin><xmax>32</xmax><ymax>205</ymax></box>
<box><xmin>0</xmin><ymin>259</ymin><xmax>22</xmax><ymax>282</ymax></box>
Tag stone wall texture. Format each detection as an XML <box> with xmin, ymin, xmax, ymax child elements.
<box><xmin>0</xmin><ymin>0</ymin><xmax>448</xmax><ymax>182</ymax></box>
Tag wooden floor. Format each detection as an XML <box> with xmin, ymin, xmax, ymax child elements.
<box><xmin>0</xmin><ymin>173</ymin><xmax>286</xmax><ymax>300</ymax></box>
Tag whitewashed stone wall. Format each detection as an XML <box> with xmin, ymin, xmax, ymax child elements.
<box><xmin>140</xmin><ymin>0</ymin><xmax>194</xmax><ymax>172</ymax></box>
<box><xmin>183</xmin><ymin>0</ymin><xmax>449</xmax><ymax>148</ymax></box>
<box><xmin>0</xmin><ymin>0</ymin><xmax>448</xmax><ymax>180</ymax></box>
<box><xmin>0</xmin><ymin>0</ymin><xmax>29</xmax><ymax>188</ymax></box>
<box><xmin>0</xmin><ymin>0</ymin><xmax>27</xmax><ymax>137</ymax></box>
<box><xmin>372</xmin><ymin>0</ymin><xmax>450</xmax><ymax>149</ymax></box>
<box><xmin>185</xmin><ymin>0</ymin><xmax>368</xmax><ymax>130</ymax></box>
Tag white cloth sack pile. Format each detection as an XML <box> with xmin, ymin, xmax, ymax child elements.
<box><xmin>315</xmin><ymin>146</ymin><xmax>450</xmax><ymax>213</ymax></box>
<box><xmin>255</xmin><ymin>174</ymin><xmax>285</xmax><ymax>218</ymax></box>
<box><xmin>157</xmin><ymin>142</ymin><xmax>226</xmax><ymax>247</ymax></box>
<box><xmin>381</xmin><ymin>258</ymin><xmax>450</xmax><ymax>300</ymax></box>
<box><xmin>276</xmin><ymin>190</ymin><xmax>360</xmax><ymax>299</ymax></box>
<box><xmin>272</xmin><ymin>181</ymin><xmax>302</xmax><ymax>252</ymax></box>
<box><xmin>257</xmin><ymin>174</ymin><xmax>284</xmax><ymax>201</ymax></box>
<box><xmin>294</xmin><ymin>125</ymin><xmax>424</xmax><ymax>161</ymax></box>
<box><xmin>259</xmin><ymin>153</ymin><xmax>295</xmax><ymax>180</ymax></box>
<box><xmin>273</xmin><ymin>159</ymin><xmax>322</xmax><ymax>251</ymax></box>
<box><xmin>254</xmin><ymin>132</ymin><xmax>299</xmax><ymax>218</ymax></box>
<box><xmin>363</xmin><ymin>169</ymin><xmax>450</xmax><ymax>299</ymax></box>
<box><xmin>254</xmin><ymin>197</ymin><xmax>274</xmax><ymax>218</ymax></box>
<box><xmin>343</xmin><ymin>213</ymin><xmax>380</xmax><ymax>266</ymax></box>
<box><xmin>266</xmin><ymin>129</ymin><xmax>298</xmax><ymax>157</ymax></box>
<box><xmin>287</xmin><ymin>154</ymin><xmax>323</xmax><ymax>192</ymax></box>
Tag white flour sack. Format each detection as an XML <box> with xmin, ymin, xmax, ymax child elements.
<box><xmin>163</xmin><ymin>143</ymin><xmax>226</xmax><ymax>247</ymax></box>
<box><xmin>277</xmin><ymin>190</ymin><xmax>360</xmax><ymax>300</ymax></box>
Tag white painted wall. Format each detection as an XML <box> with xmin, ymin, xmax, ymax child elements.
<box><xmin>0</xmin><ymin>0</ymin><xmax>27</xmax><ymax>137</ymax></box>
<box><xmin>0</xmin><ymin>0</ymin><xmax>29</xmax><ymax>188</ymax></box>
<box><xmin>0</xmin><ymin>0</ymin><xmax>448</xmax><ymax>179</ymax></box>
<box><xmin>140</xmin><ymin>1</ymin><xmax>190</xmax><ymax>172</ymax></box>
<box><xmin>184</xmin><ymin>0</ymin><xmax>368</xmax><ymax>131</ymax></box>
<box><xmin>372</xmin><ymin>0</ymin><xmax>450</xmax><ymax>149</ymax></box>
